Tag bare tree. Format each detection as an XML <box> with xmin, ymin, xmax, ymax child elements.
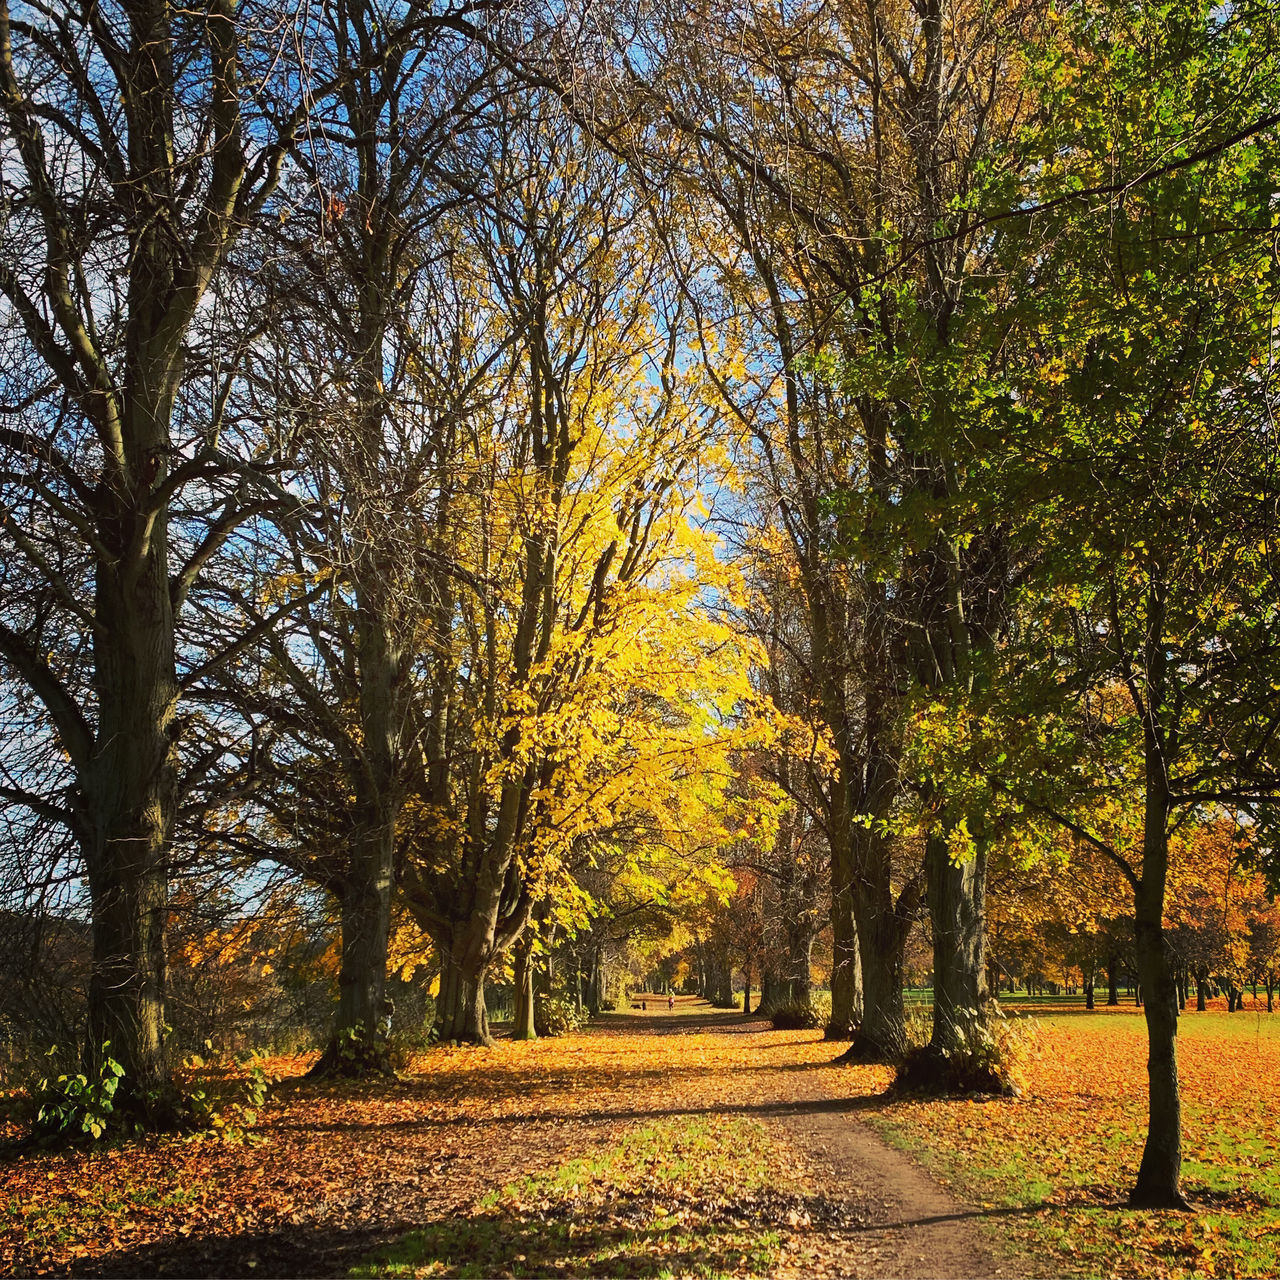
<box><xmin>0</xmin><ymin>0</ymin><xmax>323</xmax><ymax>1117</ymax></box>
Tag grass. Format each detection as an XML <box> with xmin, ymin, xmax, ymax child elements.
<box><xmin>350</xmin><ymin>1116</ymin><xmax>796</xmax><ymax>1279</ymax></box>
<box><xmin>869</xmin><ymin>1009</ymin><xmax>1280</xmax><ymax>1279</ymax></box>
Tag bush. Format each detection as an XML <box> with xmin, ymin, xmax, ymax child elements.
<box><xmin>181</xmin><ymin>1042</ymin><xmax>277</xmax><ymax>1137</ymax></box>
<box><xmin>535</xmin><ymin>994</ymin><xmax>589</xmax><ymax>1037</ymax></box>
<box><xmin>31</xmin><ymin>1043</ymin><xmax>123</xmax><ymax>1143</ymax></box>
<box><xmin>765</xmin><ymin>997</ymin><xmax>825</xmax><ymax>1030</ymax></box>
<box><xmin>894</xmin><ymin>1004</ymin><xmax>1038</xmax><ymax>1097</ymax></box>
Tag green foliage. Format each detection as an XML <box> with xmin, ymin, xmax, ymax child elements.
<box><xmin>181</xmin><ymin>1041</ymin><xmax>275</xmax><ymax>1139</ymax></box>
<box><xmin>534</xmin><ymin>993</ymin><xmax>589</xmax><ymax>1037</ymax></box>
<box><xmin>31</xmin><ymin>1044</ymin><xmax>123</xmax><ymax>1143</ymax></box>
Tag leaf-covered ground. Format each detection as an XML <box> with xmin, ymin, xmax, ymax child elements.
<box><xmin>0</xmin><ymin>1003</ymin><xmax>898</xmax><ymax>1278</ymax></box>
<box><xmin>2</xmin><ymin>999</ymin><xmax>1276</xmax><ymax>1278</ymax></box>
<box><xmin>870</xmin><ymin>1006</ymin><xmax>1280</xmax><ymax>1279</ymax></box>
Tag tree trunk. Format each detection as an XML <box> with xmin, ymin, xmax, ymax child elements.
<box><xmin>512</xmin><ymin>936</ymin><xmax>537</xmax><ymax>1040</ymax></box>
<box><xmin>1085</xmin><ymin>980</ymin><xmax>1095</xmax><ymax>1010</ymax></box>
<box><xmin>434</xmin><ymin>947</ymin><xmax>491</xmax><ymax>1045</ymax></box>
<box><xmin>825</xmin><ymin>858</ymin><xmax>863</xmax><ymax>1039</ymax></box>
<box><xmin>82</xmin><ymin>511</ymin><xmax>181</xmax><ymax>1120</ymax></box>
<box><xmin>761</xmin><ymin>966</ymin><xmax>783</xmax><ymax>1011</ymax></box>
<box><xmin>586</xmin><ymin>946</ymin><xmax>602</xmax><ymax>1017</ymax></box>
<box><xmin>786</xmin><ymin>922</ymin><xmax>814</xmax><ymax>1005</ymax></box>
<box><xmin>1195</xmin><ymin>968</ymin><xmax>1208</xmax><ymax>1012</ymax></box>
<box><xmin>1107</xmin><ymin>953</ymin><xmax>1120</xmax><ymax>1006</ymax></box>
<box><xmin>926</xmin><ymin>832</ymin><xmax>988</xmax><ymax>1055</ymax></box>
<box><xmin>743</xmin><ymin>964</ymin><xmax>752</xmax><ymax>1016</ymax></box>
<box><xmin>1129</xmin><ymin>755</ymin><xmax>1188</xmax><ymax>1209</ymax></box>
<box><xmin>839</xmin><ymin>895</ymin><xmax>908</xmax><ymax>1063</ymax></box>
<box><xmin>1130</xmin><ymin>913</ymin><xmax>1187</xmax><ymax>1206</ymax></box>
<box><xmin>337</xmin><ymin>851</ymin><xmax>394</xmax><ymax>1049</ymax></box>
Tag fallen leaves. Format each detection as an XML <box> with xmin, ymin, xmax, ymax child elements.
<box><xmin>870</xmin><ymin>1009</ymin><xmax>1280</xmax><ymax>1278</ymax></box>
<box><xmin>0</xmin><ymin>1012</ymin><xmax>883</xmax><ymax>1278</ymax></box>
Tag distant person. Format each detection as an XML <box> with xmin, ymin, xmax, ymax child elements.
<box><xmin>668</xmin><ymin>993</ymin><xmax>674</xmax><ymax>1011</ymax></box>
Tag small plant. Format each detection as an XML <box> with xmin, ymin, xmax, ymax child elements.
<box><xmin>181</xmin><ymin>1041</ymin><xmax>276</xmax><ymax>1139</ymax></box>
<box><xmin>32</xmin><ymin>1044</ymin><xmax>124</xmax><ymax>1143</ymax></box>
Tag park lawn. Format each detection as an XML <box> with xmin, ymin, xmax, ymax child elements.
<box><xmin>869</xmin><ymin>1009</ymin><xmax>1280</xmax><ymax>1279</ymax></box>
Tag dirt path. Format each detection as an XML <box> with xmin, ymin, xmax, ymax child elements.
<box><xmin>771</xmin><ymin>1104</ymin><xmax>1008</xmax><ymax>1279</ymax></box>
<box><xmin>608</xmin><ymin>1005</ymin><xmax>1017</xmax><ymax>1278</ymax></box>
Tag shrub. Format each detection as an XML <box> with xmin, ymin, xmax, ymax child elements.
<box><xmin>894</xmin><ymin>1004</ymin><xmax>1038</xmax><ymax>1097</ymax></box>
<box><xmin>765</xmin><ymin>998</ymin><xmax>823</xmax><ymax>1030</ymax></box>
<box><xmin>31</xmin><ymin>1044</ymin><xmax>123</xmax><ymax>1143</ymax></box>
<box><xmin>181</xmin><ymin>1042</ymin><xmax>276</xmax><ymax>1137</ymax></box>
<box><xmin>536</xmin><ymin>994</ymin><xmax>589</xmax><ymax>1037</ymax></box>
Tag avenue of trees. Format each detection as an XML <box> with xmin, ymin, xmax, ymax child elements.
<box><xmin>2</xmin><ymin>0</ymin><xmax>1280</xmax><ymax>1213</ymax></box>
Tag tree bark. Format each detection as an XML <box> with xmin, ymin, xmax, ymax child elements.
<box><xmin>926</xmin><ymin>832</ymin><xmax>988</xmax><ymax>1055</ymax></box>
<box><xmin>434</xmin><ymin>946</ymin><xmax>491</xmax><ymax>1045</ymax></box>
<box><xmin>839</xmin><ymin>882</ymin><xmax>910</xmax><ymax>1063</ymax></box>
<box><xmin>1129</xmin><ymin>717</ymin><xmax>1188</xmax><ymax>1209</ymax></box>
<box><xmin>512</xmin><ymin>936</ymin><xmax>537</xmax><ymax>1040</ymax></box>
<box><xmin>786</xmin><ymin>920</ymin><xmax>814</xmax><ymax>1004</ymax></box>
<box><xmin>825</xmin><ymin>853</ymin><xmax>863</xmax><ymax>1039</ymax></box>
<box><xmin>1131</xmin><ymin>911</ymin><xmax>1187</xmax><ymax>1207</ymax></box>
<box><xmin>335</xmin><ymin>845</ymin><xmax>394</xmax><ymax>1037</ymax></box>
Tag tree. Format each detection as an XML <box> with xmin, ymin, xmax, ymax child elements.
<box><xmin>967</xmin><ymin>0</ymin><xmax>1280</xmax><ymax>1205</ymax></box>
<box><xmin>196</xmin><ymin>0</ymin><xmax>504</xmax><ymax>1071</ymax></box>
<box><xmin>586</xmin><ymin>0</ymin><xmax>1041</xmax><ymax>1062</ymax></box>
<box><xmin>0</xmin><ymin>0</ymin><xmax>319</xmax><ymax>1118</ymax></box>
<box><xmin>395</xmin><ymin>93</ymin><xmax>759</xmax><ymax>1042</ymax></box>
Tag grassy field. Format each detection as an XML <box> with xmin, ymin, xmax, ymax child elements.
<box><xmin>872</xmin><ymin>1007</ymin><xmax>1280</xmax><ymax>1278</ymax></box>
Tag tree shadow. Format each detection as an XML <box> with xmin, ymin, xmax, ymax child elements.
<box><xmin>269</xmin><ymin>1090</ymin><xmax>891</xmax><ymax>1136</ymax></box>
<box><xmin>65</xmin><ymin>1221</ymin><xmax>409</xmax><ymax>1279</ymax></box>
